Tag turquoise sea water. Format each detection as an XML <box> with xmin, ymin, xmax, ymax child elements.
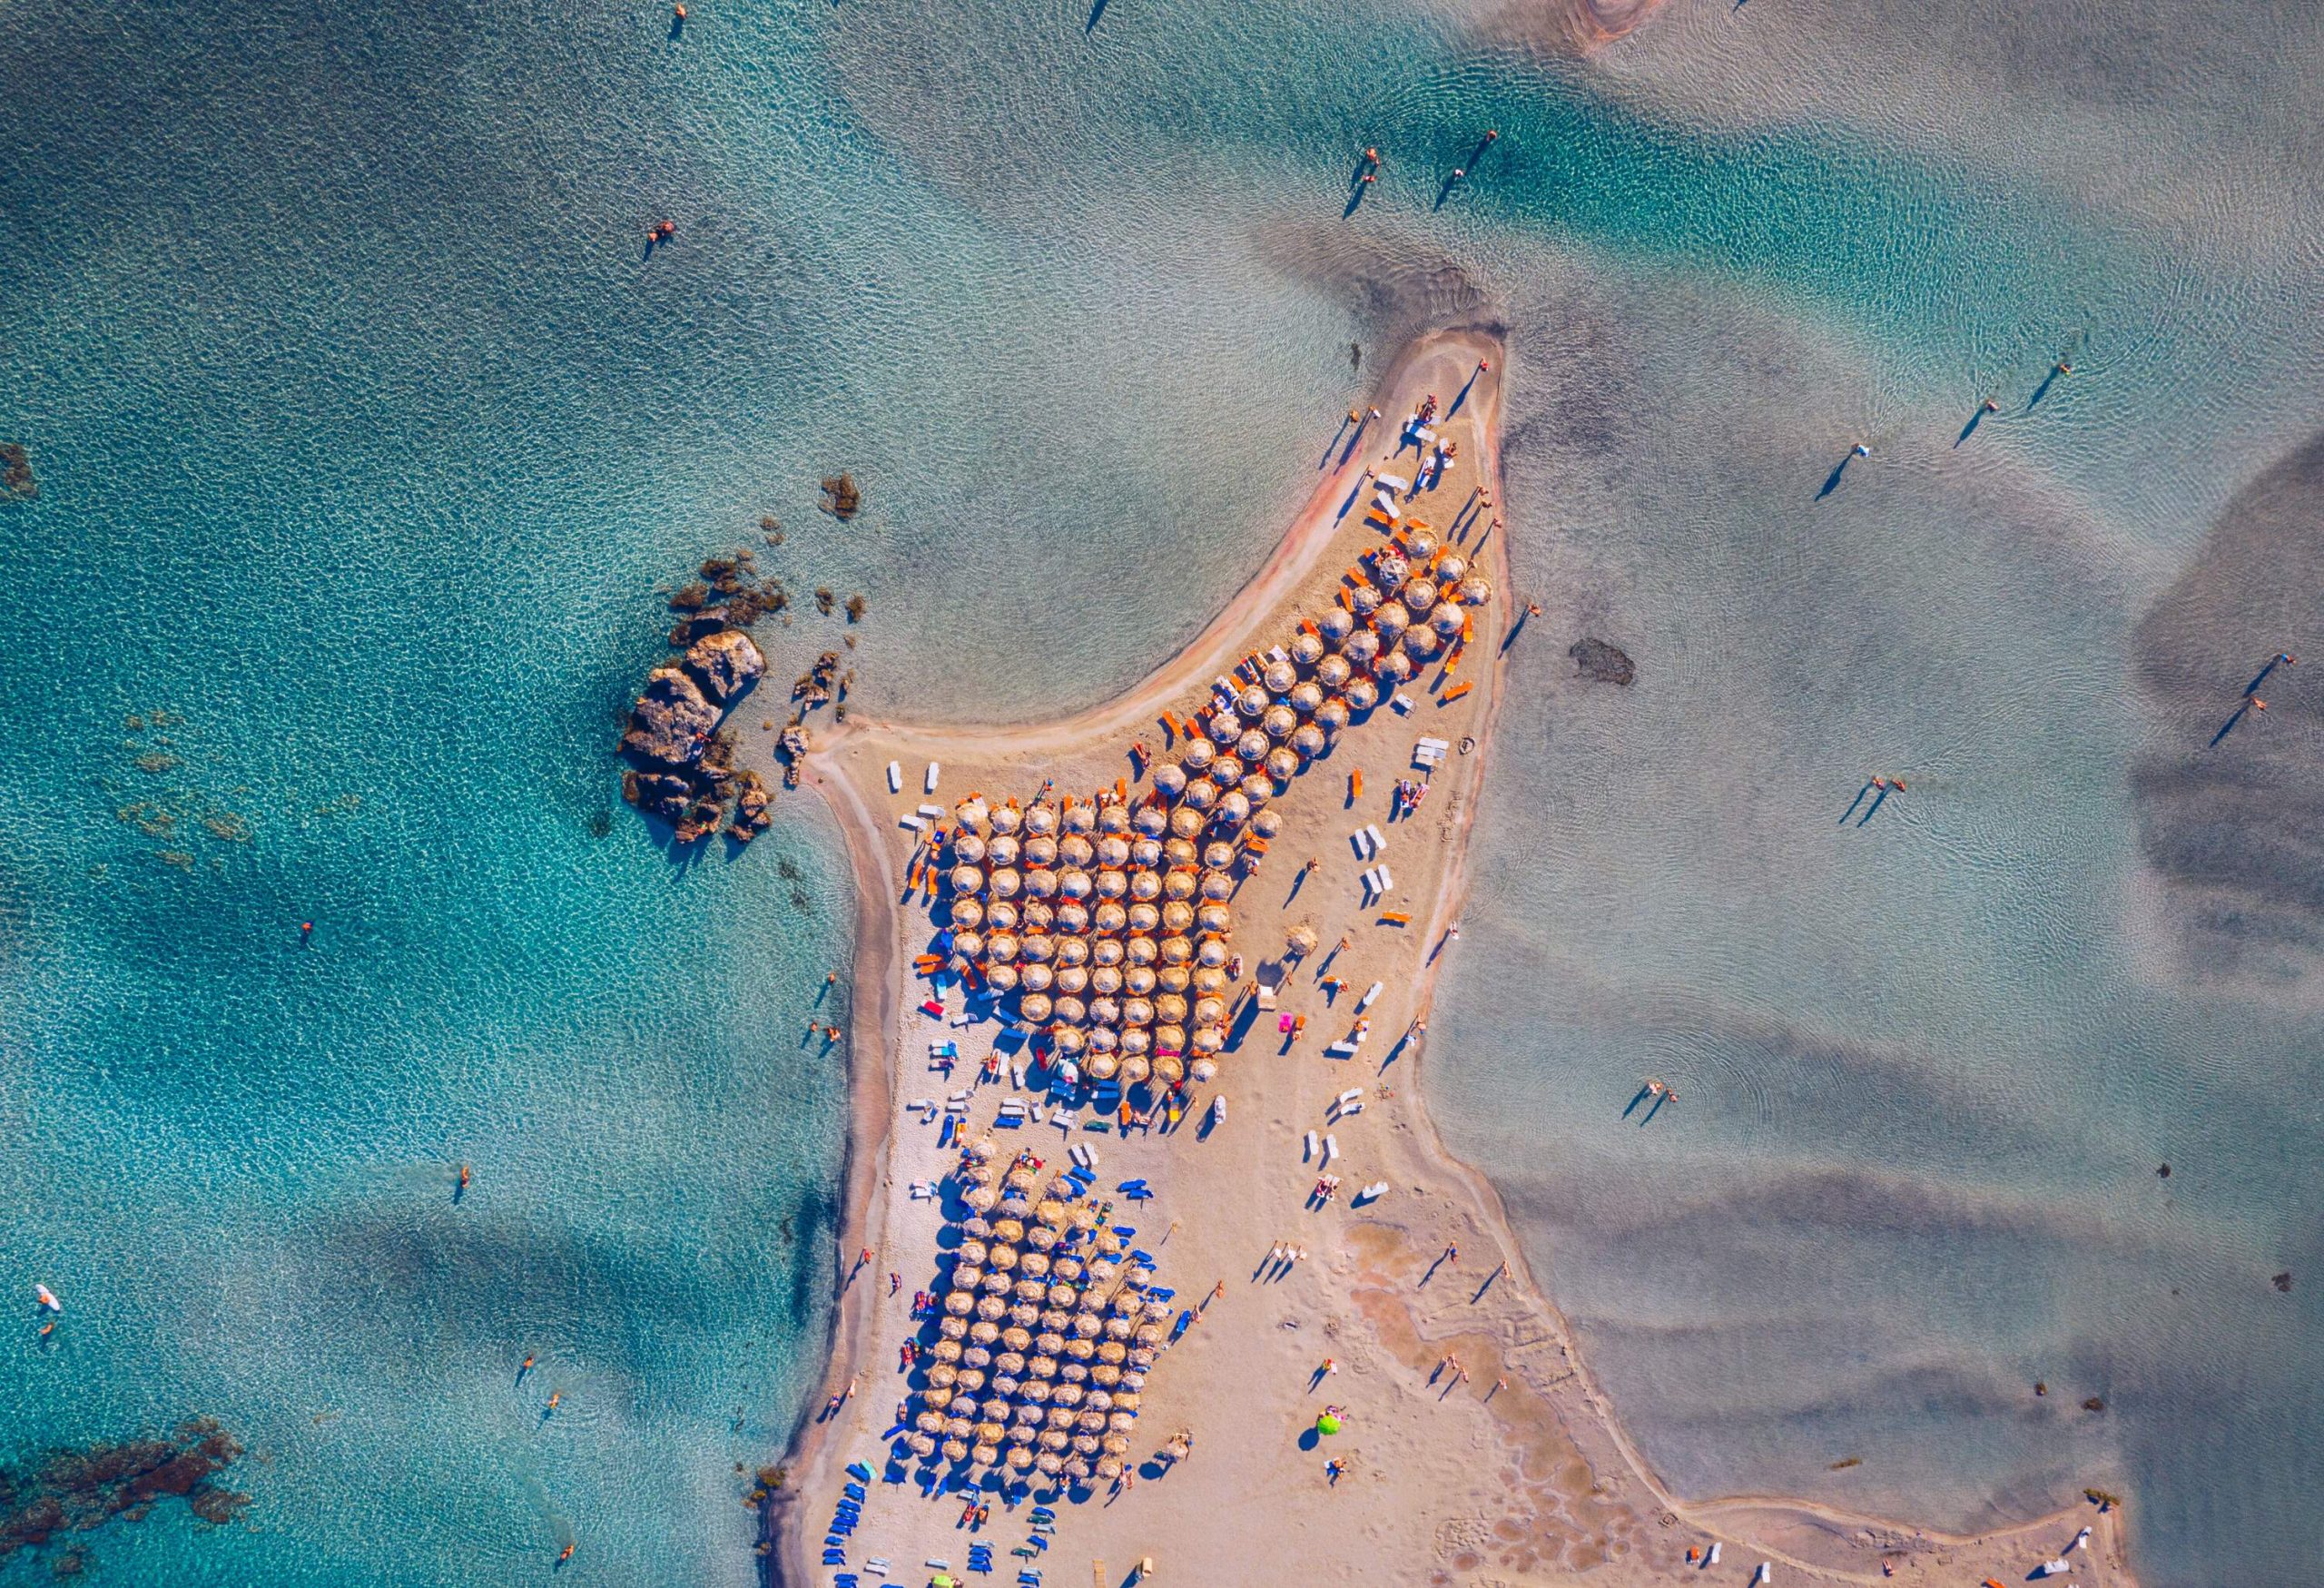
<box><xmin>6</xmin><ymin>0</ymin><xmax>2321</xmax><ymax>1583</ymax></box>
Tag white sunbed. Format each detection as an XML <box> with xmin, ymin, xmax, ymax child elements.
<box><xmin>1355</xmin><ymin>981</ymin><xmax>1382</xmax><ymax>1012</ymax></box>
<box><xmin>1374</xmin><ymin>472</ymin><xmax>1413</xmax><ymax>494</ymax></box>
<box><xmin>886</xmin><ymin>761</ymin><xmax>902</xmax><ymax>793</ymax></box>
<box><xmin>899</xmin><ymin>814</ymin><xmax>927</xmax><ymax>832</ymax></box>
<box><xmin>1392</xmin><ymin>693</ymin><xmax>1416</xmax><ymax>715</ymax></box>
<box><xmin>1336</xmin><ymin>1088</ymin><xmax>1363</xmax><ymax>1110</ymax></box>
<box><xmin>924</xmin><ymin>762</ymin><xmax>941</xmax><ymax>794</ymax></box>
<box><xmin>1354</xmin><ymin>1180</ymin><xmax>1388</xmax><ymax>1204</ymax></box>
<box><xmin>1350</xmin><ymin>828</ymin><xmax>1377</xmax><ymax>861</ymax></box>
<box><xmin>1338</xmin><ymin>1100</ymin><xmax>1364</xmax><ymax>1118</ymax></box>
<box><xmin>1304</xmin><ymin>1129</ymin><xmax>1318</xmax><ymax>1160</ymax></box>
<box><xmin>1323</xmin><ymin>1041</ymin><xmax>1357</xmax><ymax>1060</ymax></box>
<box><xmin>1322</xmin><ymin>1134</ymin><xmax>1339</xmax><ymax>1165</ymax></box>
<box><xmin>1363</xmin><ymin>824</ymin><xmax>1385</xmax><ymax>853</ymax></box>
<box><xmin>917</xmin><ymin>803</ymin><xmax>943</xmax><ymax>820</ymax></box>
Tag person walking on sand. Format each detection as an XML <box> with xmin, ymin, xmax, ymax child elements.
<box><xmin>1443</xmin><ymin>1241</ymin><xmax>1459</xmax><ymax>1267</ymax></box>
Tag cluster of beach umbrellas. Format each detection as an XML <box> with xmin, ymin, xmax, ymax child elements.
<box><xmin>908</xmin><ymin>1138</ymin><xmax>1170</xmax><ymax>1486</ymax></box>
<box><xmin>936</xmin><ymin>531</ymin><xmax>1489</xmax><ymax>1085</ymax></box>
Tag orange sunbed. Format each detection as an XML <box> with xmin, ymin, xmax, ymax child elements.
<box><xmin>1378</xmin><ymin>911</ymin><xmax>1411</xmax><ymax>926</ymax></box>
<box><xmin>1244</xmin><ymin>836</ymin><xmax>1269</xmax><ymax>855</ymax></box>
<box><xmin>1336</xmin><ymin>587</ymin><xmax>1353</xmax><ymax>609</ymax></box>
<box><xmin>1115</xmin><ymin>776</ymin><xmax>1128</xmax><ymax>801</ymax></box>
<box><xmin>1461</xmin><ymin>611</ymin><xmax>1474</xmax><ymax>644</ymax></box>
<box><xmin>1441</xmin><ymin>680</ymin><xmax>1473</xmax><ymax>703</ymax></box>
<box><xmin>1300</xmin><ymin>617</ymin><xmax>1319</xmax><ymax>636</ymax></box>
<box><xmin>1350</xmin><ymin>770</ymin><xmax>1364</xmax><ymax>799</ymax></box>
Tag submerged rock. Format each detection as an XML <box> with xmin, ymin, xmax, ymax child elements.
<box><xmin>621</xmin><ymin>667</ymin><xmax>716</xmax><ymax>766</ymax></box>
<box><xmin>819</xmin><ymin>472</ymin><xmax>861</xmax><ymax>519</ymax></box>
<box><xmin>731</xmin><ymin>770</ymin><xmax>773</xmax><ymax>841</ymax></box>
<box><xmin>684</xmin><ymin>629</ymin><xmax>765</xmax><ymax>706</ymax></box>
<box><xmin>1</xmin><ymin>441</ymin><xmax>34</xmax><ymax>500</ymax></box>
<box><xmin>1569</xmin><ymin>637</ymin><xmax>1635</xmax><ymax>686</ymax></box>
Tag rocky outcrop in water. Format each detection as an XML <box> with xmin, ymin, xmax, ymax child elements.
<box><xmin>618</xmin><ymin>528</ymin><xmax>868</xmax><ymax>846</ymax></box>
<box><xmin>685</xmin><ymin>629</ymin><xmax>765</xmax><ymax>705</ymax></box>
<box><xmin>1</xmin><ymin>442</ymin><xmax>34</xmax><ymax>501</ymax></box>
<box><xmin>622</xmin><ymin>666</ymin><xmax>721</xmax><ymax>766</ymax></box>
<box><xmin>1569</xmin><ymin>637</ymin><xmax>1634</xmax><ymax>685</ymax></box>
<box><xmin>1</xmin><ymin>1417</ymin><xmax>249</xmax><ymax>1567</ymax></box>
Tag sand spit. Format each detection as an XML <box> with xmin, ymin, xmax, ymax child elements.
<box><xmin>746</xmin><ymin>329</ymin><xmax>2135</xmax><ymax>1587</ymax></box>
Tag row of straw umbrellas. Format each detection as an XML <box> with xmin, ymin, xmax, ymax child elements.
<box><xmin>907</xmin><ymin>1137</ymin><xmax>1173</xmax><ymax>1484</ymax></box>
<box><xmin>934</xmin><ymin>533</ymin><xmax>1492</xmax><ymax>1089</ymax></box>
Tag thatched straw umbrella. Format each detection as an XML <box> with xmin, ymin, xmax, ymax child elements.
<box><xmin>909</xmin><ymin>1433</ymin><xmax>938</xmax><ymax>1458</ymax></box>
<box><xmin>976</xmin><ymin>1296</ymin><xmax>1007</xmax><ymax>1322</ymax></box>
<box><xmin>1085</xmin><ymin>1050</ymin><xmax>1119</xmax><ymax>1081</ymax></box>
<box><xmin>1120</xmin><ymin>1054</ymin><xmax>1150</xmax><ymax>1084</ymax></box>
<box><xmin>1089</xmin><ymin>1363</ymin><xmax>1121</xmax><ymax>1387</ymax></box>
<box><xmin>1127</xmin><ymin>1346</ymin><xmax>1157</xmax><ymax>1369</ymax></box>
<box><xmin>1196</xmin><ymin>902</ymin><xmax>1232</xmax><ymax>935</ymax></box>
<box><xmin>1108</xmin><ymin>1412</ymin><xmax>1138</xmax><ymax>1435</ymax></box>
<box><xmin>1376</xmin><ymin>649</ymin><xmax>1414</xmax><ymax>685</ymax></box>
<box><xmin>971</xmin><ymin>1442</ymin><xmax>1001</xmax><ymax>1467</ymax></box>
<box><xmin>942</xmin><ymin>1438</ymin><xmax>970</xmax><ymax>1463</ymax></box>
<box><xmin>1167</xmin><ymin>804</ymin><xmax>1204</xmax><ymax>839</ymax></box>
<box><xmin>1009</xmin><ymin>1301</ymin><xmax>1040</xmax><ymax>1326</ymax></box>
<box><xmin>1096</xmin><ymin>1455</ymin><xmax>1124</xmax><ymax>1481</ymax></box>
<box><xmin>1029</xmin><ymin>1354</ymin><xmax>1059</xmax><ymax>1379</ymax></box>
<box><xmin>1236</xmin><ymin>728</ymin><xmax>1270</xmax><ymax>764</ymax></box>
<box><xmin>1055</xmin><ymin>898</ymin><xmax>1089</xmax><ymax>935</ymax></box>
<box><xmin>1101</xmin><ymin>1433</ymin><xmax>1132</xmax><ymax>1457</ymax></box>
<box><xmin>987</xmin><ymin>833</ymin><xmax>1022</xmax><ymax>870</ymax></box>
<box><xmin>1188</xmin><ymin>1055</ymin><xmax>1218</xmax><ymax>1083</ymax></box>
<box><xmin>969</xmin><ymin>1320</ymin><xmax>1000</xmax><ymax>1345</ymax></box>
<box><xmin>1403</xmin><ymin>625</ymin><xmax>1441</xmax><ymax>661</ymax></box>
<box><xmin>941</xmin><ymin>1317</ymin><xmax>970</xmax><ymax>1342</ymax></box>
<box><xmin>1001</xmin><ymin>1326</ymin><xmax>1033</xmax><ymax>1352</ymax></box>
<box><xmin>980</xmin><ymin>1272</ymin><xmax>1012</xmax><ymax>1296</ymax></box>
<box><xmin>1005</xmin><ymin>1445</ymin><xmax>1034</xmax><ymax>1470</ymax></box>
<box><xmin>1315</xmin><ymin>697</ymin><xmax>1350</xmax><ymax>734</ymax></box>
<box><xmin>924</xmin><ymin>1386</ymin><xmax>956</xmax><ymax>1411</ymax></box>
<box><xmin>1345</xmin><ymin>677</ymin><xmax>1380</xmax><ymax>712</ymax></box>
<box><xmin>1262</xmin><ymin>704</ymin><xmax>1296</xmax><ymax>741</ymax></box>
<box><xmin>1036</xmin><ymin>1452</ymin><xmax>1066</xmax><ymax>1478</ymax></box>
<box><xmin>1344</xmin><ymin>627</ymin><xmax>1382</xmax><ymax>665</ymax></box>
<box><xmin>1152</xmin><ymin>1053</ymin><xmax>1185</xmax><ymax>1086</ymax></box>
<box><xmin>916</xmin><ymin>1411</ymin><xmax>947</xmax><ymax>1435</ymax></box>
<box><xmin>1064</xmin><ymin>1336</ymin><xmax>1097</xmax><ymax>1361</ymax></box>
<box><xmin>934</xmin><ymin>1339</ymin><xmax>966</xmax><ymax>1366</ymax></box>
<box><xmin>1456</xmin><ymin>574</ymin><xmax>1492</xmax><ymax>606</ymax></box>
<box><xmin>1022</xmin><ymin>866</ymin><xmax>1059</xmax><ymax>899</ymax></box>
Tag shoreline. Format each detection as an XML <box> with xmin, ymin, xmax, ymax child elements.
<box><xmin>749</xmin><ymin>326</ymin><xmax>2137</xmax><ymax>1588</ymax></box>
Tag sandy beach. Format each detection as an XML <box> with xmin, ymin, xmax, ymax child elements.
<box><xmin>745</xmin><ymin>328</ymin><xmax>2136</xmax><ymax>1588</ymax></box>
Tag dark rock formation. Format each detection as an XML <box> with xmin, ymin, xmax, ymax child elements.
<box><xmin>1</xmin><ymin>442</ymin><xmax>33</xmax><ymax>500</ymax></box>
<box><xmin>731</xmin><ymin>770</ymin><xmax>773</xmax><ymax>841</ymax></box>
<box><xmin>621</xmin><ymin>668</ymin><xmax>716</xmax><ymax>767</ymax></box>
<box><xmin>1569</xmin><ymin>637</ymin><xmax>1635</xmax><ymax>685</ymax></box>
<box><xmin>684</xmin><ymin>630</ymin><xmax>765</xmax><ymax>706</ymax></box>
<box><xmin>819</xmin><ymin>472</ymin><xmax>860</xmax><ymax>519</ymax></box>
<box><xmin>1</xmin><ymin>1418</ymin><xmax>248</xmax><ymax>1564</ymax></box>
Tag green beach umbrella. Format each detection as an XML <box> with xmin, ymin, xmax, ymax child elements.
<box><xmin>1315</xmin><ymin>1413</ymin><xmax>1342</xmax><ymax>1436</ymax></box>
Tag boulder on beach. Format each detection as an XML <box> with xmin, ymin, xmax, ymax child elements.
<box><xmin>622</xmin><ymin>667</ymin><xmax>717</xmax><ymax>765</ymax></box>
<box><xmin>684</xmin><ymin>629</ymin><xmax>765</xmax><ymax>705</ymax></box>
<box><xmin>1569</xmin><ymin>637</ymin><xmax>1635</xmax><ymax>686</ymax></box>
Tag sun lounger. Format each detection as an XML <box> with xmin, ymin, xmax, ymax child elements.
<box><xmin>1373</xmin><ymin>489</ymin><xmax>1400</xmax><ymax>519</ymax></box>
<box><xmin>1440</xmin><ymin>680</ymin><xmax>1473</xmax><ymax>703</ymax></box>
<box><xmin>886</xmin><ymin>762</ymin><xmax>902</xmax><ymax>793</ymax></box>
<box><xmin>1354</xmin><ymin>1180</ymin><xmax>1388</xmax><ymax>1204</ymax></box>
<box><xmin>899</xmin><ymin>814</ymin><xmax>927</xmax><ymax>832</ymax></box>
<box><xmin>910</xmin><ymin>1180</ymin><xmax>935</xmax><ymax>1199</ymax></box>
<box><xmin>1363</xmin><ymin>824</ymin><xmax>1385</xmax><ymax>854</ymax></box>
<box><xmin>1391</xmin><ymin>692</ymin><xmax>1415</xmax><ymax>715</ymax></box>
<box><xmin>845</xmin><ymin>1462</ymin><xmax>873</xmax><ymax>1483</ymax></box>
<box><xmin>917</xmin><ymin>803</ymin><xmax>944</xmax><ymax>820</ymax></box>
<box><xmin>1336</xmin><ymin>1089</ymin><xmax>1362</xmax><ymax>1110</ymax></box>
<box><xmin>924</xmin><ymin>763</ymin><xmax>941</xmax><ymax>793</ymax></box>
<box><xmin>1323</xmin><ymin>1133</ymin><xmax>1339</xmax><ymax>1164</ymax></box>
<box><xmin>1324</xmin><ymin>1040</ymin><xmax>1356</xmax><ymax>1059</ymax></box>
<box><xmin>1356</xmin><ymin>981</ymin><xmax>1382</xmax><ymax>1011</ymax></box>
<box><xmin>1338</xmin><ymin>1100</ymin><xmax>1364</xmax><ymax>1117</ymax></box>
<box><xmin>1374</xmin><ymin>471</ymin><xmax>1412</xmax><ymax>494</ymax></box>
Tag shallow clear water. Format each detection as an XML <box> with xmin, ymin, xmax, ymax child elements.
<box><xmin>5</xmin><ymin>0</ymin><xmax>2321</xmax><ymax>1582</ymax></box>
